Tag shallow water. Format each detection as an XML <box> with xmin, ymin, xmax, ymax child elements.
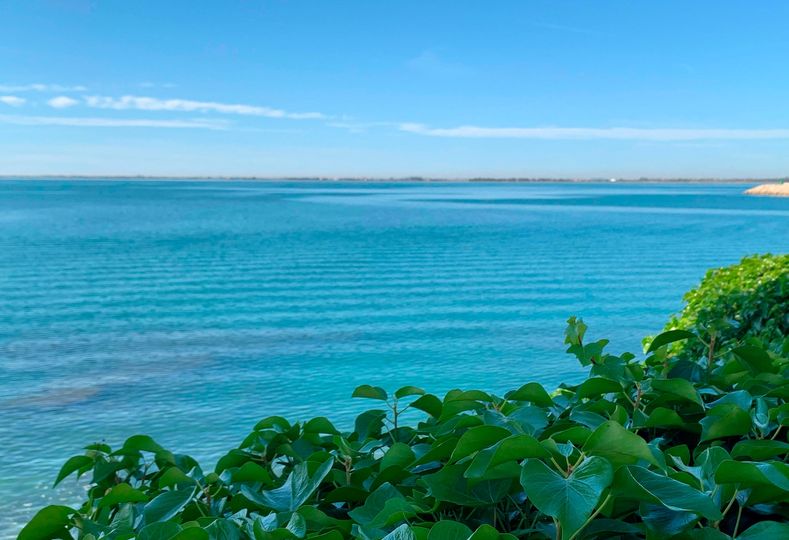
<box><xmin>1</xmin><ymin>180</ymin><xmax>787</xmax><ymax>535</ymax></box>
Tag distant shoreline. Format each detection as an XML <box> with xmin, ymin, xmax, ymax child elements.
<box><xmin>0</xmin><ymin>175</ymin><xmax>780</xmax><ymax>184</ymax></box>
<box><xmin>745</xmin><ymin>183</ymin><xmax>789</xmax><ymax>197</ymax></box>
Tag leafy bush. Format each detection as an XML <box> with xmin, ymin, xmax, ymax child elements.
<box><xmin>20</xmin><ymin>258</ymin><xmax>789</xmax><ymax>540</ymax></box>
<box><xmin>664</xmin><ymin>253</ymin><xmax>788</xmax><ymax>359</ymax></box>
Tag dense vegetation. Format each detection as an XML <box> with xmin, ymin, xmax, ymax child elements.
<box><xmin>20</xmin><ymin>255</ymin><xmax>789</xmax><ymax>540</ymax></box>
<box><xmin>663</xmin><ymin>254</ymin><xmax>788</xmax><ymax>359</ymax></box>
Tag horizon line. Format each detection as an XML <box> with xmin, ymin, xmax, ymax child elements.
<box><xmin>0</xmin><ymin>175</ymin><xmax>784</xmax><ymax>184</ymax></box>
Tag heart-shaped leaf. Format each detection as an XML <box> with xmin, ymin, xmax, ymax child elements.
<box><xmin>241</xmin><ymin>458</ymin><xmax>333</xmax><ymax>512</ymax></box>
<box><xmin>520</xmin><ymin>457</ymin><xmax>613</xmax><ymax>540</ymax></box>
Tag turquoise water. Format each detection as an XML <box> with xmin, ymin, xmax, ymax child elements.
<box><xmin>1</xmin><ymin>180</ymin><xmax>787</xmax><ymax>534</ymax></box>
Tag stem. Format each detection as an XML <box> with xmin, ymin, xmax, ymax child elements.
<box><xmin>770</xmin><ymin>425</ymin><xmax>783</xmax><ymax>441</ymax></box>
<box><xmin>192</xmin><ymin>485</ymin><xmax>207</xmax><ymax>517</ymax></box>
<box><xmin>733</xmin><ymin>504</ymin><xmax>744</xmax><ymax>537</ymax></box>
<box><xmin>715</xmin><ymin>489</ymin><xmax>738</xmax><ymax>528</ymax></box>
<box><xmin>550</xmin><ymin>457</ymin><xmax>568</xmax><ymax>476</ymax></box>
<box><xmin>707</xmin><ymin>332</ymin><xmax>716</xmax><ymax>373</ymax></box>
<box><xmin>567</xmin><ymin>493</ymin><xmax>612</xmax><ymax>540</ymax></box>
<box><xmin>632</xmin><ymin>383</ymin><xmax>643</xmax><ymax>412</ymax></box>
<box><xmin>344</xmin><ymin>456</ymin><xmax>352</xmax><ymax>485</ymax></box>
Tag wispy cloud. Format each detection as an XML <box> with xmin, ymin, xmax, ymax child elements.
<box><xmin>0</xmin><ymin>83</ymin><xmax>87</xmax><ymax>92</ymax></box>
<box><xmin>400</xmin><ymin>123</ymin><xmax>789</xmax><ymax>140</ymax></box>
<box><xmin>83</xmin><ymin>95</ymin><xmax>325</xmax><ymax>120</ymax></box>
<box><xmin>406</xmin><ymin>50</ymin><xmax>472</xmax><ymax>78</ymax></box>
<box><xmin>47</xmin><ymin>96</ymin><xmax>79</xmax><ymax>109</ymax></box>
<box><xmin>0</xmin><ymin>115</ymin><xmax>229</xmax><ymax>130</ymax></box>
<box><xmin>138</xmin><ymin>82</ymin><xmax>178</xmax><ymax>89</ymax></box>
<box><xmin>0</xmin><ymin>96</ymin><xmax>26</xmax><ymax>107</ymax></box>
<box><xmin>325</xmin><ymin>120</ymin><xmax>396</xmax><ymax>133</ymax></box>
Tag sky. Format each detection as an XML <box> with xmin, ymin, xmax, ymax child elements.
<box><xmin>1</xmin><ymin>0</ymin><xmax>789</xmax><ymax>178</ymax></box>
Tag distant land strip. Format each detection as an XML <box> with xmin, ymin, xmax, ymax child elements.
<box><xmin>1</xmin><ymin>175</ymin><xmax>788</xmax><ymax>183</ymax></box>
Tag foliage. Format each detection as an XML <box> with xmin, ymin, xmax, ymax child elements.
<box><xmin>663</xmin><ymin>253</ymin><xmax>788</xmax><ymax>359</ymax></box>
<box><xmin>21</xmin><ymin>257</ymin><xmax>789</xmax><ymax>540</ymax></box>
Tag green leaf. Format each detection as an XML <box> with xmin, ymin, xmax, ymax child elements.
<box><xmin>382</xmin><ymin>442</ymin><xmax>416</xmax><ymax>470</ymax></box>
<box><xmin>465</xmin><ymin>434</ymin><xmax>549</xmax><ymax>478</ymax></box>
<box><xmin>647</xmin><ymin>330</ymin><xmax>697</xmax><ymax>353</ymax></box>
<box><xmin>410</xmin><ymin>394</ymin><xmax>443</xmax><ymax>418</ymax></box>
<box><xmin>254</xmin><ymin>416</ymin><xmax>291</xmax><ymax>432</ymax></box>
<box><xmin>449</xmin><ymin>425</ymin><xmax>511</xmax><ymax>463</ymax></box>
<box><xmin>564</xmin><ymin>316</ymin><xmax>588</xmax><ymax>346</ymax></box>
<box><xmin>137</xmin><ymin>522</ymin><xmax>183</xmax><ymax>540</ymax></box>
<box><xmin>382</xmin><ymin>524</ymin><xmax>416</xmax><ymax>540</ymax></box>
<box><xmin>575</xmin><ymin>377</ymin><xmax>623</xmax><ymax>400</ymax></box>
<box><xmin>241</xmin><ymin>458</ymin><xmax>333</xmax><ymax>512</ymax></box>
<box><xmin>467</xmin><ymin>524</ymin><xmax>513</xmax><ymax>540</ymax></box>
<box><xmin>285</xmin><ymin>513</ymin><xmax>307</xmax><ymax>539</ymax></box>
<box><xmin>427</xmin><ymin>520</ymin><xmax>473</xmax><ymax>540</ymax></box>
<box><xmin>347</xmin><ymin>483</ymin><xmax>415</xmax><ymax>531</ymax></box>
<box><xmin>424</xmin><ymin>464</ymin><xmax>510</xmax><ymax>506</ymax></box>
<box><xmin>172</xmin><ymin>528</ymin><xmax>210</xmax><ymax>540</ymax></box>
<box><xmin>231</xmin><ymin>462</ymin><xmax>272</xmax><ymax>484</ymax></box>
<box><xmin>700</xmin><ymin>404</ymin><xmax>752</xmax><ymax>442</ymax></box>
<box><xmin>160</xmin><ymin>467</ymin><xmax>197</xmax><ymax>488</ymax></box>
<box><xmin>18</xmin><ymin>505</ymin><xmax>73</xmax><ymax>540</ymax></box>
<box><xmin>352</xmin><ymin>385</ymin><xmax>388</xmax><ymax>401</ymax></box>
<box><xmin>584</xmin><ymin>420</ymin><xmax>658</xmax><ymax>466</ymax></box>
<box><xmin>651</xmin><ymin>378</ymin><xmax>703</xmax><ymax>406</ymax></box>
<box><xmin>97</xmin><ymin>482</ymin><xmax>149</xmax><ymax>508</ymax></box>
<box><xmin>736</xmin><ymin>521</ymin><xmax>789</xmax><ymax>539</ymax></box>
<box><xmin>644</xmin><ymin>407</ymin><xmax>684</xmax><ymax>428</ymax></box>
<box><xmin>520</xmin><ymin>457</ymin><xmax>613</xmax><ymax>540</ymax></box>
<box><xmin>119</xmin><ymin>434</ymin><xmax>166</xmax><ymax>454</ymax></box>
<box><xmin>730</xmin><ymin>439</ymin><xmax>789</xmax><ymax>460</ymax></box>
<box><xmin>641</xmin><ymin>505</ymin><xmax>698</xmax><ymax>538</ymax></box>
<box><xmin>354</xmin><ymin>409</ymin><xmax>386</xmax><ymax>440</ymax></box>
<box><xmin>395</xmin><ymin>386</ymin><xmax>425</xmax><ymax>399</ymax></box>
<box><xmin>505</xmin><ymin>382</ymin><xmax>553</xmax><ymax>407</ymax></box>
<box><xmin>143</xmin><ymin>488</ymin><xmax>194</xmax><ymax>524</ymax></box>
<box><xmin>54</xmin><ymin>455</ymin><xmax>93</xmax><ymax>486</ymax></box>
<box><xmin>732</xmin><ymin>345</ymin><xmax>774</xmax><ymax>374</ymax></box>
<box><xmin>204</xmin><ymin>519</ymin><xmax>241</xmax><ymax>539</ymax></box>
<box><xmin>613</xmin><ymin>465</ymin><xmax>721</xmax><ymax>519</ymax></box>
<box><xmin>714</xmin><ymin>460</ymin><xmax>789</xmax><ymax>491</ymax></box>
<box><xmin>303</xmin><ymin>416</ymin><xmax>340</xmax><ymax>435</ymax></box>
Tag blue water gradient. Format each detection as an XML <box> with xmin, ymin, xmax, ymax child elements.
<box><xmin>1</xmin><ymin>180</ymin><xmax>787</xmax><ymax>535</ymax></box>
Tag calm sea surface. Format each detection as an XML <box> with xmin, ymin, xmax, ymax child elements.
<box><xmin>1</xmin><ymin>180</ymin><xmax>788</xmax><ymax>534</ymax></box>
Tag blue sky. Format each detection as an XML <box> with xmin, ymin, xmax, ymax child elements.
<box><xmin>1</xmin><ymin>0</ymin><xmax>789</xmax><ymax>178</ymax></box>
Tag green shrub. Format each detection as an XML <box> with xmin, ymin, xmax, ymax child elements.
<box><xmin>20</xmin><ymin>257</ymin><xmax>789</xmax><ymax>540</ymax></box>
<box><xmin>664</xmin><ymin>253</ymin><xmax>788</xmax><ymax>358</ymax></box>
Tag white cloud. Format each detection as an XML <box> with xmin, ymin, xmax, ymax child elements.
<box><xmin>47</xmin><ymin>96</ymin><xmax>79</xmax><ymax>109</ymax></box>
<box><xmin>84</xmin><ymin>95</ymin><xmax>325</xmax><ymax>120</ymax></box>
<box><xmin>400</xmin><ymin>123</ymin><xmax>789</xmax><ymax>140</ymax></box>
<box><xmin>0</xmin><ymin>96</ymin><xmax>26</xmax><ymax>107</ymax></box>
<box><xmin>0</xmin><ymin>114</ymin><xmax>229</xmax><ymax>130</ymax></box>
<box><xmin>0</xmin><ymin>83</ymin><xmax>87</xmax><ymax>92</ymax></box>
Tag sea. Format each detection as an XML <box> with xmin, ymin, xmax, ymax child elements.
<box><xmin>1</xmin><ymin>180</ymin><xmax>787</xmax><ymax>535</ymax></box>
